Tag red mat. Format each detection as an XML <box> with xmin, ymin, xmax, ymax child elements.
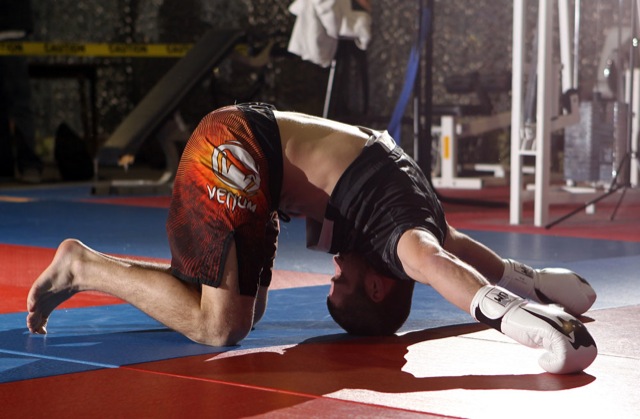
<box><xmin>2</xmin><ymin>306</ymin><xmax>637</xmax><ymax>418</ymax></box>
<box><xmin>441</xmin><ymin>187</ymin><xmax>640</xmax><ymax>242</ymax></box>
<box><xmin>80</xmin><ymin>196</ymin><xmax>172</xmax><ymax>208</ymax></box>
<box><xmin>108</xmin><ymin>306</ymin><xmax>640</xmax><ymax>418</ymax></box>
<box><xmin>0</xmin><ymin>244</ymin><xmax>126</xmax><ymax>314</ymax></box>
<box><xmin>88</xmin><ymin>190</ymin><xmax>640</xmax><ymax>242</ymax></box>
<box><xmin>0</xmin><ymin>366</ymin><xmax>438</xmax><ymax>418</ymax></box>
<box><xmin>81</xmin><ymin>191</ymin><xmax>640</xmax><ymax>242</ymax></box>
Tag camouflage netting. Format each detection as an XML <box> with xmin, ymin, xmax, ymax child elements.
<box><xmin>25</xmin><ymin>0</ymin><xmax>626</xmax><ymax>166</ymax></box>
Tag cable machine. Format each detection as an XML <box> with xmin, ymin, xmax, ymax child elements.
<box><xmin>510</xmin><ymin>0</ymin><xmax>581</xmax><ymax>226</ymax></box>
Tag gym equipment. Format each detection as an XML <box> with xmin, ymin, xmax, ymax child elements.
<box><xmin>510</xmin><ymin>0</ymin><xmax>581</xmax><ymax>226</ymax></box>
<box><xmin>431</xmin><ymin>71</ymin><xmax>511</xmax><ymax>189</ymax></box>
<box><xmin>547</xmin><ymin>0</ymin><xmax>640</xmax><ymax>228</ymax></box>
<box><xmin>94</xmin><ymin>29</ymin><xmax>244</xmax><ymax>194</ymax></box>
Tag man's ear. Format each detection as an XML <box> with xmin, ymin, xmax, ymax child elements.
<box><xmin>365</xmin><ymin>272</ymin><xmax>395</xmax><ymax>302</ymax></box>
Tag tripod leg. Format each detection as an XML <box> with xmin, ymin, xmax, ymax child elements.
<box><xmin>610</xmin><ymin>186</ymin><xmax>628</xmax><ymax>221</ymax></box>
<box><xmin>545</xmin><ymin>186</ymin><xmax>620</xmax><ymax>229</ymax></box>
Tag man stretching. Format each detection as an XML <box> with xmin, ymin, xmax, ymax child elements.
<box><xmin>27</xmin><ymin>103</ymin><xmax>597</xmax><ymax>374</ymax></box>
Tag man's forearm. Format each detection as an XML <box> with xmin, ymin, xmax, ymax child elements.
<box><xmin>397</xmin><ymin>229</ymin><xmax>489</xmax><ymax>314</ymax></box>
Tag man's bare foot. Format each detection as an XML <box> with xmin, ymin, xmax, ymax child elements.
<box><xmin>26</xmin><ymin>239</ymin><xmax>87</xmax><ymax>334</ymax></box>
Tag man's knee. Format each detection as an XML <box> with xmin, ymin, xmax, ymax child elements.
<box><xmin>192</xmin><ymin>318</ymin><xmax>252</xmax><ymax>347</ymax></box>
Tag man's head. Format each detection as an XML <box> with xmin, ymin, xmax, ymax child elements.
<box><xmin>326</xmin><ymin>252</ymin><xmax>414</xmax><ymax>336</ymax></box>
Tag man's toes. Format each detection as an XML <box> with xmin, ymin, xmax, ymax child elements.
<box><xmin>27</xmin><ymin>313</ymin><xmax>48</xmax><ymax>334</ymax></box>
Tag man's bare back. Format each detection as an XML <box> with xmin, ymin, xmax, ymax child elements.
<box><xmin>274</xmin><ymin>111</ymin><xmax>370</xmax><ymax>222</ymax></box>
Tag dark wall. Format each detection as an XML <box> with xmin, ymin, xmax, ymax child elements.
<box><xmin>23</xmin><ymin>0</ymin><xmax>624</xmax><ymax>162</ymax></box>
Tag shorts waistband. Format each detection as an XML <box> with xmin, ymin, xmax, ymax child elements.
<box><xmin>358</xmin><ymin>126</ymin><xmax>399</xmax><ymax>152</ymax></box>
<box><xmin>236</xmin><ymin>103</ymin><xmax>283</xmax><ymax>211</ymax></box>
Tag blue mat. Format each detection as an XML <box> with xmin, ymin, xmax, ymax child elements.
<box><xmin>5</xmin><ymin>252</ymin><xmax>637</xmax><ymax>385</ymax></box>
<box><xmin>0</xmin><ymin>284</ymin><xmax>469</xmax><ymax>383</ymax></box>
<box><xmin>2</xmin><ymin>185</ymin><xmax>639</xmax><ymax>384</ymax></box>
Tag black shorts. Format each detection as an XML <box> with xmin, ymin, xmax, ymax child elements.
<box><xmin>324</xmin><ymin>131</ymin><xmax>447</xmax><ymax>281</ymax></box>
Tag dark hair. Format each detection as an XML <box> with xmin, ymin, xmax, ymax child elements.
<box><xmin>326</xmin><ymin>279</ymin><xmax>414</xmax><ymax>336</ymax></box>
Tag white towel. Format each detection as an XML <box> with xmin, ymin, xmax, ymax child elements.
<box><xmin>287</xmin><ymin>0</ymin><xmax>372</xmax><ymax>68</ymax></box>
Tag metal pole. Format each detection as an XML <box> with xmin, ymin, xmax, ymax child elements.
<box><xmin>534</xmin><ymin>0</ymin><xmax>553</xmax><ymax>227</ymax></box>
<box><xmin>416</xmin><ymin>0</ymin><xmax>433</xmax><ymax>178</ymax></box>
<box><xmin>573</xmin><ymin>0</ymin><xmax>581</xmax><ymax>88</ymax></box>
<box><xmin>509</xmin><ymin>0</ymin><xmax>526</xmax><ymax>225</ymax></box>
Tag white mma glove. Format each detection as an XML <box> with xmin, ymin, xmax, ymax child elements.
<box><xmin>471</xmin><ymin>285</ymin><xmax>597</xmax><ymax>374</ymax></box>
<box><xmin>498</xmin><ymin>259</ymin><xmax>596</xmax><ymax>316</ymax></box>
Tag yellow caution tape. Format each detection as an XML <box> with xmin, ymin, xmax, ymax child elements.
<box><xmin>0</xmin><ymin>41</ymin><xmax>193</xmax><ymax>57</ymax></box>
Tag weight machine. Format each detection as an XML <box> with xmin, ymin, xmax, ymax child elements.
<box><xmin>510</xmin><ymin>0</ymin><xmax>582</xmax><ymax>226</ymax></box>
<box><xmin>431</xmin><ymin>72</ymin><xmax>512</xmax><ymax>189</ymax></box>
<box><xmin>546</xmin><ymin>0</ymin><xmax>640</xmax><ymax>228</ymax></box>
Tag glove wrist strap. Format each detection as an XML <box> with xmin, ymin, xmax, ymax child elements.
<box><xmin>471</xmin><ymin>285</ymin><xmax>523</xmax><ymax>332</ymax></box>
<box><xmin>497</xmin><ymin>259</ymin><xmax>536</xmax><ymax>300</ymax></box>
